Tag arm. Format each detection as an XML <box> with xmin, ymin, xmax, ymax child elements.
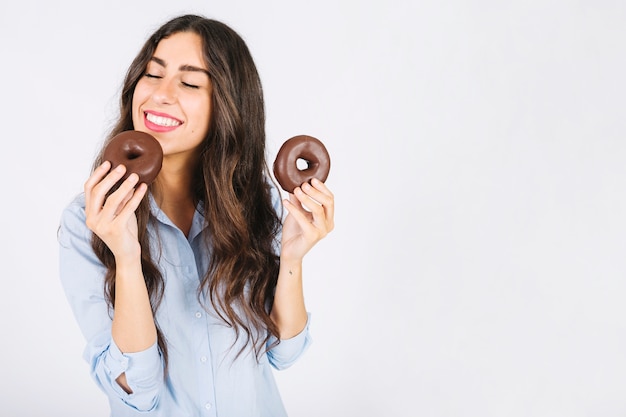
<box><xmin>83</xmin><ymin>162</ymin><xmax>157</xmax><ymax>391</ymax></box>
<box><xmin>271</xmin><ymin>260</ymin><xmax>307</xmax><ymax>339</ymax></box>
<box><xmin>110</xmin><ymin>256</ymin><xmax>156</xmax><ymax>393</ymax></box>
<box><xmin>58</xmin><ymin>163</ymin><xmax>163</xmax><ymax>411</ymax></box>
<box><xmin>270</xmin><ymin>179</ymin><xmax>335</xmax><ymax>339</ymax></box>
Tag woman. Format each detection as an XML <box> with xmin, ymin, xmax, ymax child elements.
<box><xmin>58</xmin><ymin>14</ymin><xmax>334</xmax><ymax>417</ymax></box>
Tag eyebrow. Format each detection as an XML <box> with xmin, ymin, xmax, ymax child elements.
<box><xmin>151</xmin><ymin>57</ymin><xmax>210</xmax><ymax>76</ymax></box>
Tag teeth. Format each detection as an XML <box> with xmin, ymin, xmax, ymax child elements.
<box><xmin>146</xmin><ymin>113</ymin><xmax>181</xmax><ymax>127</ymax></box>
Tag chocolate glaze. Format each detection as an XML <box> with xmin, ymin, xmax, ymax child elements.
<box><xmin>103</xmin><ymin>130</ymin><xmax>163</xmax><ymax>186</ymax></box>
<box><xmin>273</xmin><ymin>135</ymin><xmax>330</xmax><ymax>192</ymax></box>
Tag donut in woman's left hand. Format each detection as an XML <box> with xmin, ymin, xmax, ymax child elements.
<box><xmin>273</xmin><ymin>135</ymin><xmax>331</xmax><ymax>193</ymax></box>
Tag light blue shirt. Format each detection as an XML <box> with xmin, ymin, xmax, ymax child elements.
<box><xmin>58</xmin><ymin>188</ymin><xmax>311</xmax><ymax>417</ymax></box>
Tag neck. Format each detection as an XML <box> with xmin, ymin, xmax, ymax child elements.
<box><xmin>152</xmin><ymin>156</ymin><xmax>199</xmax><ymax>237</ymax></box>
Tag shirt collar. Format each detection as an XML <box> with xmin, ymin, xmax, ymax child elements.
<box><xmin>147</xmin><ymin>192</ymin><xmax>207</xmax><ymax>241</ymax></box>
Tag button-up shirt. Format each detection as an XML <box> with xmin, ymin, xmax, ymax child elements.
<box><xmin>58</xmin><ymin>189</ymin><xmax>311</xmax><ymax>417</ymax></box>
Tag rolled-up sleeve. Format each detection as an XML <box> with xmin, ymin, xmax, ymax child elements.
<box><xmin>87</xmin><ymin>334</ymin><xmax>163</xmax><ymax>412</ymax></box>
<box><xmin>266</xmin><ymin>313</ymin><xmax>312</xmax><ymax>370</ymax></box>
<box><xmin>58</xmin><ymin>195</ymin><xmax>164</xmax><ymax>412</ymax></box>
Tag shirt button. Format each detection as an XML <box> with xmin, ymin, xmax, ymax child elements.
<box><xmin>195</xmin><ymin>312</ymin><xmax>202</xmax><ymax>318</ymax></box>
<box><xmin>200</xmin><ymin>356</ymin><xmax>207</xmax><ymax>363</ymax></box>
<box><xmin>205</xmin><ymin>403</ymin><xmax>212</xmax><ymax>410</ymax></box>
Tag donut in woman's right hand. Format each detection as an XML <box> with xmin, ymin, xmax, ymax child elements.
<box><xmin>102</xmin><ymin>130</ymin><xmax>163</xmax><ymax>187</ymax></box>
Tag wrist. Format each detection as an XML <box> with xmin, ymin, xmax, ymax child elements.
<box><xmin>114</xmin><ymin>250</ymin><xmax>143</xmax><ymax>277</ymax></box>
<box><xmin>279</xmin><ymin>258</ymin><xmax>302</xmax><ymax>275</ymax></box>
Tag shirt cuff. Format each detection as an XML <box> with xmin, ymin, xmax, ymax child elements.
<box><xmin>104</xmin><ymin>339</ymin><xmax>163</xmax><ymax>401</ymax></box>
<box><xmin>267</xmin><ymin>313</ymin><xmax>312</xmax><ymax>370</ymax></box>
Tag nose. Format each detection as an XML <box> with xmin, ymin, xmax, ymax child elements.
<box><xmin>151</xmin><ymin>77</ymin><xmax>176</xmax><ymax>104</ymax></box>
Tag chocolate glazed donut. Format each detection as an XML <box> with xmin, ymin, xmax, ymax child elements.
<box><xmin>273</xmin><ymin>135</ymin><xmax>331</xmax><ymax>193</ymax></box>
<box><xmin>103</xmin><ymin>130</ymin><xmax>164</xmax><ymax>187</ymax></box>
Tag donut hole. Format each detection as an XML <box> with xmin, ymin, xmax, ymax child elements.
<box><xmin>127</xmin><ymin>151</ymin><xmax>142</xmax><ymax>160</ymax></box>
<box><xmin>296</xmin><ymin>158</ymin><xmax>310</xmax><ymax>171</ymax></box>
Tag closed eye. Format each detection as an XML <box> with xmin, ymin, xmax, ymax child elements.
<box><xmin>144</xmin><ymin>73</ymin><xmax>161</xmax><ymax>79</ymax></box>
<box><xmin>182</xmin><ymin>82</ymin><xmax>199</xmax><ymax>89</ymax></box>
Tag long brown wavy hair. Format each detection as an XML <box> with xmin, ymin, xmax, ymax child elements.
<box><xmin>90</xmin><ymin>15</ymin><xmax>282</xmax><ymax>366</ymax></box>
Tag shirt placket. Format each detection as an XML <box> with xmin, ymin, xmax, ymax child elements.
<box><xmin>179</xmin><ymin>231</ymin><xmax>218</xmax><ymax>416</ymax></box>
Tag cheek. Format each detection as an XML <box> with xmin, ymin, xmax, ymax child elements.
<box><xmin>132</xmin><ymin>82</ymin><xmax>150</xmax><ymax>109</ymax></box>
<box><xmin>131</xmin><ymin>91</ymin><xmax>147</xmax><ymax>126</ymax></box>
<box><xmin>200</xmin><ymin>97</ymin><xmax>213</xmax><ymax>128</ymax></box>
<box><xmin>187</xmin><ymin>98</ymin><xmax>212</xmax><ymax>131</ymax></box>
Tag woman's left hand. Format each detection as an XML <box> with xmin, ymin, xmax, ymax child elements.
<box><xmin>280</xmin><ymin>178</ymin><xmax>335</xmax><ymax>262</ymax></box>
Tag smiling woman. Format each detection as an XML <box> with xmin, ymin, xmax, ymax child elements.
<box><xmin>133</xmin><ymin>32</ymin><xmax>212</xmax><ymax>151</ymax></box>
<box><xmin>57</xmin><ymin>14</ymin><xmax>335</xmax><ymax>417</ymax></box>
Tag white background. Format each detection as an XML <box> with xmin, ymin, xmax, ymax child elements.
<box><xmin>1</xmin><ymin>1</ymin><xmax>626</xmax><ymax>416</ymax></box>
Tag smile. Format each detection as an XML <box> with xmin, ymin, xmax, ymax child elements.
<box><xmin>145</xmin><ymin>112</ymin><xmax>182</xmax><ymax>127</ymax></box>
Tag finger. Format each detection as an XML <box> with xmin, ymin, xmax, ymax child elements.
<box><xmin>310</xmin><ymin>178</ymin><xmax>334</xmax><ymax>199</ymax></box>
<box><xmin>114</xmin><ymin>188</ymin><xmax>135</xmax><ymax>217</ymax></box>
<box><xmin>114</xmin><ymin>182</ymin><xmax>148</xmax><ymax>220</ymax></box>
<box><xmin>283</xmin><ymin>197</ymin><xmax>315</xmax><ymax>232</ymax></box>
<box><xmin>294</xmin><ymin>186</ymin><xmax>323</xmax><ymax>215</ymax></box>
<box><xmin>84</xmin><ymin>161</ymin><xmax>112</xmax><ymax>211</ymax></box>
<box><xmin>101</xmin><ymin>173</ymin><xmax>140</xmax><ymax>219</ymax></box>
<box><xmin>309</xmin><ymin>179</ymin><xmax>335</xmax><ymax>230</ymax></box>
<box><xmin>86</xmin><ymin>164</ymin><xmax>124</xmax><ymax>220</ymax></box>
<box><xmin>301</xmin><ymin>180</ymin><xmax>333</xmax><ymax>207</ymax></box>
<box><xmin>114</xmin><ymin>173</ymin><xmax>143</xmax><ymax>208</ymax></box>
<box><xmin>87</xmin><ymin>164</ymin><xmax>128</xmax><ymax>211</ymax></box>
<box><xmin>287</xmin><ymin>191</ymin><xmax>305</xmax><ymax>211</ymax></box>
<box><xmin>298</xmin><ymin>181</ymin><xmax>334</xmax><ymax>232</ymax></box>
<box><xmin>294</xmin><ymin>187</ymin><xmax>330</xmax><ymax>232</ymax></box>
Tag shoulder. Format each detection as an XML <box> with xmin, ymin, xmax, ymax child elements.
<box><xmin>58</xmin><ymin>193</ymin><xmax>89</xmax><ymax>248</ymax></box>
<box><xmin>60</xmin><ymin>193</ymin><xmax>87</xmax><ymax>225</ymax></box>
<box><xmin>63</xmin><ymin>192</ymin><xmax>86</xmax><ymax>210</ymax></box>
<box><xmin>267</xmin><ymin>177</ymin><xmax>284</xmax><ymax>219</ymax></box>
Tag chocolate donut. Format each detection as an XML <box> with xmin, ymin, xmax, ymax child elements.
<box><xmin>273</xmin><ymin>135</ymin><xmax>330</xmax><ymax>192</ymax></box>
<box><xmin>103</xmin><ymin>130</ymin><xmax>163</xmax><ymax>186</ymax></box>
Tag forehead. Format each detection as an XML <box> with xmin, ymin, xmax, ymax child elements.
<box><xmin>152</xmin><ymin>32</ymin><xmax>207</xmax><ymax>69</ymax></box>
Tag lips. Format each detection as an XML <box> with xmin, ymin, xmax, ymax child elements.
<box><xmin>144</xmin><ymin>111</ymin><xmax>183</xmax><ymax>132</ymax></box>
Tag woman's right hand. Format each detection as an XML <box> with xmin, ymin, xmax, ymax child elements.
<box><xmin>84</xmin><ymin>161</ymin><xmax>148</xmax><ymax>260</ymax></box>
